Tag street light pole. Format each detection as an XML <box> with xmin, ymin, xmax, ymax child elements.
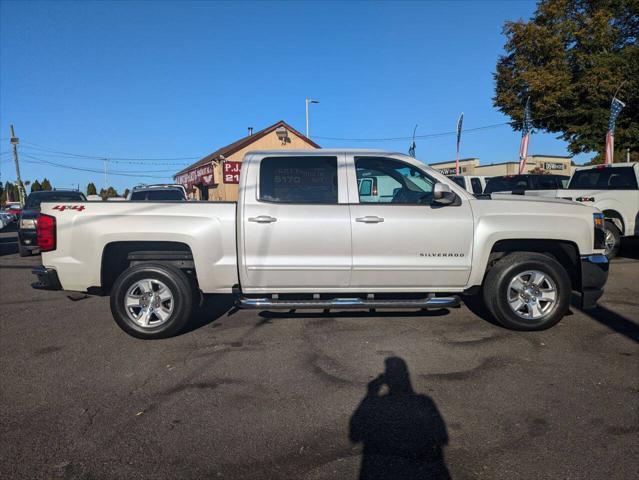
<box><xmin>305</xmin><ymin>98</ymin><xmax>319</xmax><ymax>138</ymax></box>
<box><xmin>9</xmin><ymin>124</ymin><xmax>25</xmax><ymax>206</ymax></box>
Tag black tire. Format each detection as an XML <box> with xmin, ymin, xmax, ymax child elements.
<box><xmin>482</xmin><ymin>252</ymin><xmax>571</xmax><ymax>331</ymax></box>
<box><xmin>18</xmin><ymin>243</ymin><xmax>32</xmax><ymax>257</ymax></box>
<box><xmin>110</xmin><ymin>262</ymin><xmax>194</xmax><ymax>339</ymax></box>
<box><xmin>603</xmin><ymin>220</ymin><xmax>621</xmax><ymax>259</ymax></box>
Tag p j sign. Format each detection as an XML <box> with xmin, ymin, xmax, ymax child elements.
<box><xmin>223</xmin><ymin>161</ymin><xmax>242</xmax><ymax>184</ymax></box>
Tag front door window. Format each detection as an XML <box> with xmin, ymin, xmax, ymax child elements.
<box><xmin>355</xmin><ymin>157</ymin><xmax>435</xmax><ymax>204</ymax></box>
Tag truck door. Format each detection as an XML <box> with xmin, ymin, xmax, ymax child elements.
<box><xmin>240</xmin><ymin>154</ymin><xmax>351</xmax><ymax>291</ymax></box>
<box><xmin>348</xmin><ymin>155</ymin><xmax>474</xmax><ymax>290</ymax></box>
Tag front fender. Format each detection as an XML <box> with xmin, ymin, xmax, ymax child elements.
<box><xmin>466</xmin><ymin>205</ymin><xmax>594</xmax><ymax>288</ymax></box>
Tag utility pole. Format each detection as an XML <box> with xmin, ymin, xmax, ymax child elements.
<box><xmin>628</xmin><ymin>148</ymin><xmax>631</xmax><ymax>163</ymax></box>
<box><xmin>9</xmin><ymin>124</ymin><xmax>26</xmax><ymax>206</ymax></box>
<box><xmin>103</xmin><ymin>158</ymin><xmax>108</xmax><ymax>191</ymax></box>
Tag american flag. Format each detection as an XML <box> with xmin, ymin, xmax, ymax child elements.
<box><xmin>604</xmin><ymin>97</ymin><xmax>625</xmax><ymax>164</ymax></box>
<box><xmin>455</xmin><ymin>113</ymin><xmax>463</xmax><ymax>174</ymax></box>
<box><xmin>518</xmin><ymin>97</ymin><xmax>532</xmax><ymax>174</ymax></box>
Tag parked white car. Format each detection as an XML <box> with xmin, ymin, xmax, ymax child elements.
<box><xmin>32</xmin><ymin>149</ymin><xmax>608</xmax><ymax>339</ymax></box>
<box><xmin>526</xmin><ymin>162</ymin><xmax>639</xmax><ymax>257</ymax></box>
<box><xmin>449</xmin><ymin>175</ymin><xmax>490</xmax><ymax>194</ymax></box>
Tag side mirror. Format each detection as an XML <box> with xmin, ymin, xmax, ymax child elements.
<box><xmin>433</xmin><ymin>183</ymin><xmax>456</xmax><ymax>205</ymax></box>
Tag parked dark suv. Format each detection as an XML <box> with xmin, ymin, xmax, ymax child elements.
<box><xmin>18</xmin><ymin>190</ymin><xmax>86</xmax><ymax>256</ymax></box>
<box><xmin>484</xmin><ymin>174</ymin><xmax>569</xmax><ymax>195</ymax></box>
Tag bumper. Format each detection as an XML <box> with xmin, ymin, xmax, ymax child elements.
<box><xmin>31</xmin><ymin>266</ymin><xmax>62</xmax><ymax>291</ymax></box>
<box><xmin>579</xmin><ymin>254</ymin><xmax>609</xmax><ymax>310</ymax></box>
<box><xmin>19</xmin><ymin>229</ymin><xmax>39</xmax><ymax>250</ymax></box>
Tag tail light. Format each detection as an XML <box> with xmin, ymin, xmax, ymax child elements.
<box><xmin>36</xmin><ymin>214</ymin><xmax>56</xmax><ymax>252</ymax></box>
<box><xmin>593</xmin><ymin>212</ymin><xmax>605</xmax><ymax>250</ymax></box>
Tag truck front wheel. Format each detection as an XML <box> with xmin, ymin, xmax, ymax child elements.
<box><xmin>110</xmin><ymin>263</ymin><xmax>194</xmax><ymax>339</ymax></box>
<box><xmin>482</xmin><ymin>252</ymin><xmax>571</xmax><ymax>331</ymax></box>
<box><xmin>603</xmin><ymin>220</ymin><xmax>621</xmax><ymax>258</ymax></box>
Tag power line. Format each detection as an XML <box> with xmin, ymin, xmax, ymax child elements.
<box><xmin>312</xmin><ymin>113</ymin><xmax>559</xmax><ymax>142</ymax></box>
<box><xmin>313</xmin><ymin>121</ymin><xmax>513</xmax><ymax>142</ymax></box>
<box><xmin>20</xmin><ymin>154</ymin><xmax>171</xmax><ymax>179</ymax></box>
<box><xmin>19</xmin><ymin>147</ymin><xmax>192</xmax><ymax>165</ymax></box>
<box><xmin>20</xmin><ymin>141</ymin><xmax>203</xmax><ymax>162</ymax></box>
<box><xmin>21</xmin><ymin>153</ymin><xmax>179</xmax><ymax>173</ymax></box>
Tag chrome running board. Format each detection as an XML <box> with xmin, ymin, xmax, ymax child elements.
<box><xmin>237</xmin><ymin>295</ymin><xmax>460</xmax><ymax>310</ymax></box>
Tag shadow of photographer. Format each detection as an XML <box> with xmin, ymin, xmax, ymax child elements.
<box><xmin>350</xmin><ymin>357</ymin><xmax>451</xmax><ymax>480</ymax></box>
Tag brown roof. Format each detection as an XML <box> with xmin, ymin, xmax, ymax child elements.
<box><xmin>174</xmin><ymin>120</ymin><xmax>320</xmax><ymax>177</ymax></box>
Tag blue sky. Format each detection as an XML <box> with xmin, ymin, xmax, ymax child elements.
<box><xmin>0</xmin><ymin>0</ymin><xmax>593</xmax><ymax>193</ymax></box>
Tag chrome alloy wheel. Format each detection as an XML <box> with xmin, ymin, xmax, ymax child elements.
<box><xmin>124</xmin><ymin>279</ymin><xmax>174</xmax><ymax>328</ymax></box>
<box><xmin>507</xmin><ymin>270</ymin><xmax>557</xmax><ymax>320</ymax></box>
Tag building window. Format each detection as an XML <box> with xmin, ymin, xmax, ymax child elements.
<box><xmin>259</xmin><ymin>156</ymin><xmax>338</xmax><ymax>204</ymax></box>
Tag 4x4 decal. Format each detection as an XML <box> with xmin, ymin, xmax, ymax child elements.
<box><xmin>53</xmin><ymin>205</ymin><xmax>85</xmax><ymax>212</ymax></box>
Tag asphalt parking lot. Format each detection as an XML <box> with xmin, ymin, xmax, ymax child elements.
<box><xmin>1</xmin><ymin>225</ymin><xmax>638</xmax><ymax>480</ymax></box>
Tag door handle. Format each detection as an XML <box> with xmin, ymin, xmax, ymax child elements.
<box><xmin>248</xmin><ymin>215</ymin><xmax>277</xmax><ymax>223</ymax></box>
<box><xmin>356</xmin><ymin>216</ymin><xmax>384</xmax><ymax>223</ymax></box>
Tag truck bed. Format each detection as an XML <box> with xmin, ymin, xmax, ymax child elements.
<box><xmin>39</xmin><ymin>201</ymin><xmax>239</xmax><ymax>293</ymax></box>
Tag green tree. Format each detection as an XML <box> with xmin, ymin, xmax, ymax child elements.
<box><xmin>40</xmin><ymin>178</ymin><xmax>53</xmax><ymax>191</ymax></box>
<box><xmin>31</xmin><ymin>180</ymin><xmax>42</xmax><ymax>193</ymax></box>
<box><xmin>494</xmin><ymin>0</ymin><xmax>638</xmax><ymax>162</ymax></box>
<box><xmin>99</xmin><ymin>186</ymin><xmax>119</xmax><ymax>199</ymax></box>
<box><xmin>87</xmin><ymin>182</ymin><xmax>97</xmax><ymax>195</ymax></box>
<box><xmin>1</xmin><ymin>181</ymin><xmax>20</xmax><ymax>204</ymax></box>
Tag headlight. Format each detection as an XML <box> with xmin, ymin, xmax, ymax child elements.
<box><xmin>20</xmin><ymin>218</ymin><xmax>37</xmax><ymax>229</ymax></box>
<box><xmin>593</xmin><ymin>212</ymin><xmax>605</xmax><ymax>250</ymax></box>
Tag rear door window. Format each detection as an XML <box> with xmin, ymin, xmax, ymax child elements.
<box><xmin>451</xmin><ymin>177</ymin><xmax>466</xmax><ymax>189</ymax></box>
<box><xmin>259</xmin><ymin>156</ymin><xmax>338</xmax><ymax>204</ymax></box>
<box><xmin>470</xmin><ymin>178</ymin><xmax>483</xmax><ymax>194</ymax></box>
<box><xmin>536</xmin><ymin>175</ymin><xmax>559</xmax><ymax>189</ymax></box>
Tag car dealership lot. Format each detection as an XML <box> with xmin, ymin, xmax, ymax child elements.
<box><xmin>1</xmin><ymin>231</ymin><xmax>637</xmax><ymax>479</ymax></box>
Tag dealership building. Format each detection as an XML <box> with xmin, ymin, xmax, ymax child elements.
<box><xmin>174</xmin><ymin>120</ymin><xmax>320</xmax><ymax>201</ymax></box>
<box><xmin>429</xmin><ymin>155</ymin><xmax>573</xmax><ymax>176</ymax></box>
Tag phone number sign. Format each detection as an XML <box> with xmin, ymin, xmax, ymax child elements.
<box><xmin>223</xmin><ymin>161</ymin><xmax>242</xmax><ymax>184</ymax></box>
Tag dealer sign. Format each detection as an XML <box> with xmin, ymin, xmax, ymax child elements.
<box><xmin>544</xmin><ymin>162</ymin><xmax>565</xmax><ymax>171</ymax></box>
<box><xmin>175</xmin><ymin>164</ymin><xmax>215</xmax><ymax>189</ymax></box>
<box><xmin>223</xmin><ymin>161</ymin><xmax>242</xmax><ymax>184</ymax></box>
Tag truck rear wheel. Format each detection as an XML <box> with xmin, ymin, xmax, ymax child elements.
<box><xmin>482</xmin><ymin>252</ymin><xmax>571</xmax><ymax>331</ymax></box>
<box><xmin>110</xmin><ymin>263</ymin><xmax>193</xmax><ymax>339</ymax></box>
<box><xmin>603</xmin><ymin>220</ymin><xmax>621</xmax><ymax>258</ymax></box>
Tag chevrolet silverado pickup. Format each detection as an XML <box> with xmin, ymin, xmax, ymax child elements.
<box><xmin>31</xmin><ymin>150</ymin><xmax>609</xmax><ymax>339</ymax></box>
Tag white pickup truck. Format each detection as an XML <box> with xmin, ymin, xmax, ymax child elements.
<box><xmin>525</xmin><ymin>162</ymin><xmax>639</xmax><ymax>257</ymax></box>
<box><xmin>32</xmin><ymin>150</ymin><xmax>609</xmax><ymax>339</ymax></box>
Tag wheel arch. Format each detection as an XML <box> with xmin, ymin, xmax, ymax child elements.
<box><xmin>601</xmin><ymin>209</ymin><xmax>625</xmax><ymax>235</ymax></box>
<box><xmin>483</xmin><ymin>239</ymin><xmax>581</xmax><ymax>291</ymax></box>
<box><xmin>100</xmin><ymin>241</ymin><xmax>196</xmax><ymax>295</ymax></box>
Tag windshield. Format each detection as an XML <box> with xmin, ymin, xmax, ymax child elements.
<box><xmin>568</xmin><ymin>166</ymin><xmax>638</xmax><ymax>190</ymax></box>
<box><xmin>130</xmin><ymin>189</ymin><xmax>185</xmax><ymax>201</ymax></box>
<box><xmin>25</xmin><ymin>191</ymin><xmax>86</xmax><ymax>209</ymax></box>
<box><xmin>484</xmin><ymin>176</ymin><xmax>529</xmax><ymax>194</ymax></box>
